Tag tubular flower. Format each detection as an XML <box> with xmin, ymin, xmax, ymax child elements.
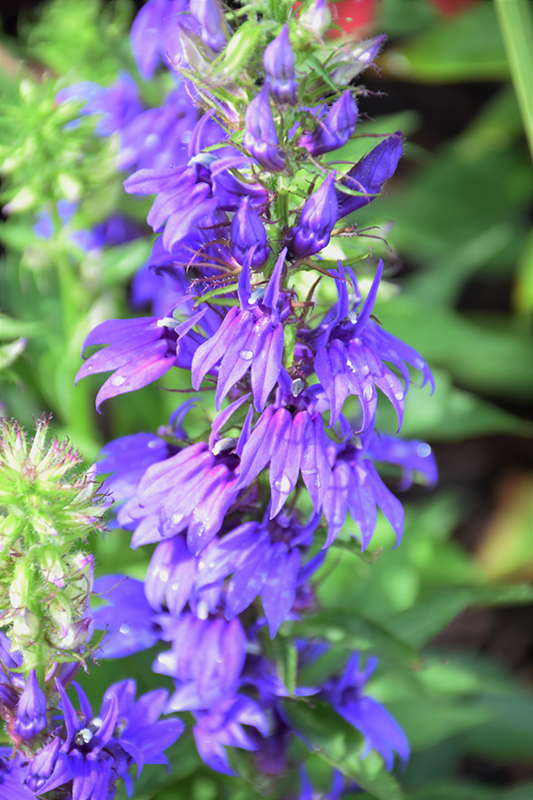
<box><xmin>230</xmin><ymin>196</ymin><xmax>270</xmax><ymax>267</ymax></box>
<box><xmin>25</xmin><ymin>680</ymin><xmax>183</xmax><ymax>799</ymax></box>
<box><xmin>244</xmin><ymin>84</ymin><xmax>286</xmax><ymax>172</ymax></box>
<box><xmin>192</xmin><ymin>248</ymin><xmax>287</xmax><ymax>411</ymax></box>
<box><xmin>335</xmin><ymin>132</ymin><xmax>403</xmax><ymax>219</ymax></box>
<box><xmin>264</xmin><ymin>25</ymin><xmax>298</xmax><ymax>105</ymax></box>
<box><xmin>307</xmin><ymin>260</ymin><xmax>434</xmax><ymax>429</ymax></box>
<box><xmin>290</xmin><ymin>172</ymin><xmax>338</xmax><ymax>258</ymax></box>
<box><xmin>298</xmin><ymin>91</ymin><xmax>359</xmax><ymax>156</ymax></box>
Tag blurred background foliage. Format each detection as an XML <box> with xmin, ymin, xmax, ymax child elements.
<box><xmin>0</xmin><ymin>0</ymin><xmax>532</xmax><ymax>798</ymax></box>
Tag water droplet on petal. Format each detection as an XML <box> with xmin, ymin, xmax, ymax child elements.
<box><xmin>362</xmin><ymin>384</ymin><xmax>373</xmax><ymax>401</ymax></box>
<box><xmin>239</xmin><ymin>349</ymin><xmax>253</xmax><ymax>361</ymax></box>
<box><xmin>171</xmin><ymin>512</ymin><xmax>183</xmax><ymax>526</ymax></box>
<box><xmin>119</xmin><ymin>623</ymin><xmax>130</xmax><ymax>635</ymax></box>
<box><xmin>159</xmin><ymin>570</ymin><xmax>169</xmax><ymax>582</ymax></box>
<box><xmin>274</xmin><ymin>474</ymin><xmax>292</xmax><ymax>494</ymax></box>
<box><xmin>416</xmin><ymin>443</ymin><xmax>431</xmax><ymax>457</ymax></box>
<box><xmin>394</xmin><ymin>389</ymin><xmax>404</xmax><ymax>401</ymax></box>
<box><xmin>112</xmin><ymin>375</ymin><xmax>126</xmax><ymax>387</ymax></box>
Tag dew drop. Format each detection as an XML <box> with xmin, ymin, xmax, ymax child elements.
<box><xmin>119</xmin><ymin>623</ymin><xmax>130</xmax><ymax>635</ymax></box>
<box><xmin>416</xmin><ymin>443</ymin><xmax>431</xmax><ymax>458</ymax></box>
<box><xmin>159</xmin><ymin>569</ymin><xmax>169</xmax><ymax>582</ymax></box>
<box><xmin>148</xmin><ymin>440</ymin><xmax>159</xmax><ymax>448</ymax></box>
<box><xmin>415</xmin><ymin>358</ymin><xmax>424</xmax><ymax>369</ymax></box>
<box><xmin>111</xmin><ymin>375</ymin><xmax>126</xmax><ymax>387</ymax></box>
<box><xmin>239</xmin><ymin>349</ymin><xmax>253</xmax><ymax>361</ymax></box>
<box><xmin>171</xmin><ymin>512</ymin><xmax>183</xmax><ymax>526</ymax></box>
<box><xmin>394</xmin><ymin>389</ymin><xmax>404</xmax><ymax>401</ymax></box>
<box><xmin>362</xmin><ymin>384</ymin><xmax>373</xmax><ymax>401</ymax></box>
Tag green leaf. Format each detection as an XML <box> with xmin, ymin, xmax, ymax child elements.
<box><xmin>101</xmin><ymin>239</ymin><xmax>153</xmax><ymax>286</ymax></box>
<box><xmin>495</xmin><ymin>0</ymin><xmax>533</xmax><ymax>159</ymax></box>
<box><xmin>194</xmin><ymin>283</ymin><xmax>239</xmax><ymax>307</ymax></box>
<box><xmin>219</xmin><ymin>21</ymin><xmax>265</xmax><ymax>80</ymax></box>
<box><xmin>0</xmin><ymin>314</ymin><xmax>42</xmax><ymax>341</ymax></box>
<box><xmin>297</xmin><ymin>609</ymin><xmax>420</xmax><ymax>669</ymax></box>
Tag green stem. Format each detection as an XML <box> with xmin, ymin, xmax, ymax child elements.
<box><xmin>494</xmin><ymin>0</ymin><xmax>533</xmax><ymax>160</ymax></box>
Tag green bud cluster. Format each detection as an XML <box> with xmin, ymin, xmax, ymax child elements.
<box><xmin>0</xmin><ymin>416</ymin><xmax>105</xmax><ymax>679</ymax></box>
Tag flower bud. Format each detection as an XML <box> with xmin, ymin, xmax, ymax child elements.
<box><xmin>40</xmin><ymin>548</ymin><xmax>65</xmax><ymax>588</ymax></box>
<box><xmin>290</xmin><ymin>172</ymin><xmax>338</xmax><ymax>258</ymax></box>
<box><xmin>335</xmin><ymin>132</ymin><xmax>403</xmax><ymax>220</ymax></box>
<box><xmin>264</xmin><ymin>25</ymin><xmax>297</xmax><ymax>106</ymax></box>
<box><xmin>299</xmin><ymin>0</ymin><xmax>332</xmax><ymax>35</ymax></box>
<box><xmin>330</xmin><ymin>35</ymin><xmax>387</xmax><ymax>85</ymax></box>
<box><xmin>190</xmin><ymin>0</ymin><xmax>229</xmax><ymax>53</ymax></box>
<box><xmin>9</xmin><ymin>562</ymin><xmax>32</xmax><ymax>610</ymax></box>
<box><xmin>231</xmin><ymin>197</ymin><xmax>270</xmax><ymax>267</ymax></box>
<box><xmin>15</xmin><ymin>668</ymin><xmax>47</xmax><ymax>741</ymax></box>
<box><xmin>298</xmin><ymin>90</ymin><xmax>358</xmax><ymax>156</ymax></box>
<box><xmin>12</xmin><ymin>609</ymin><xmax>40</xmax><ymax>646</ymax></box>
<box><xmin>244</xmin><ymin>84</ymin><xmax>286</xmax><ymax>172</ymax></box>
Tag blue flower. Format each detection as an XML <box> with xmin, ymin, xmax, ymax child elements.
<box><xmin>0</xmin><ymin>750</ymin><xmax>35</xmax><ymax>800</ymax></box>
<box><xmin>190</xmin><ymin>0</ymin><xmax>229</xmax><ymax>53</ymax></box>
<box><xmin>230</xmin><ymin>196</ymin><xmax>270</xmax><ymax>267</ymax></box>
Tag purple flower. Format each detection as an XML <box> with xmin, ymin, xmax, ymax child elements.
<box><xmin>56</xmin><ymin>73</ymin><xmax>142</xmax><ymax>137</ymax></box>
<box><xmin>192</xmin><ymin>695</ymin><xmax>268</xmax><ymax>775</ymax></box>
<box><xmin>322</xmin><ymin>654</ymin><xmax>409</xmax><ymax>770</ymax></box>
<box><xmin>264</xmin><ymin>25</ymin><xmax>297</xmax><ymax>105</ymax></box>
<box><xmin>368</xmin><ymin>432</ymin><xmax>438</xmax><ymax>490</ymax></box>
<box><xmin>335</xmin><ymin>132</ymin><xmax>403</xmax><ymax>220</ymax></box>
<box><xmin>190</xmin><ymin>0</ymin><xmax>229</xmax><ymax>53</ymax></box>
<box><xmin>192</xmin><ymin>248</ymin><xmax>287</xmax><ymax>410</ymax></box>
<box><xmin>155</xmin><ymin>613</ymin><xmax>246</xmax><ymax>710</ymax></box>
<box><xmin>323</xmin><ymin>434</ymin><xmax>404</xmax><ymax>549</ymax></box>
<box><xmin>27</xmin><ymin>679</ymin><xmax>183</xmax><ymax>798</ymax></box>
<box><xmin>0</xmin><ymin>632</ymin><xmax>24</xmax><ymax>711</ymax></box>
<box><xmin>290</xmin><ymin>172</ymin><xmax>338</xmax><ymax>258</ymax></box>
<box><xmin>91</xmin><ymin>575</ymin><xmax>161</xmax><ymax>658</ymax></box>
<box><xmin>244</xmin><ymin>84</ymin><xmax>286</xmax><ymax>172</ymax></box>
<box><xmin>76</xmin><ymin>305</ymin><xmax>207</xmax><ymax>411</ymax></box>
<box><xmin>130</xmin><ymin>0</ymin><xmax>195</xmax><ymax>78</ymax></box>
<box><xmin>230</xmin><ymin>196</ymin><xmax>270</xmax><ymax>267</ymax></box>
<box><xmin>127</xmin><ymin>434</ymin><xmax>242</xmax><ymax>555</ymax></box>
<box><xmin>235</xmin><ymin>377</ymin><xmax>332</xmax><ymax>516</ymax></box>
<box><xmin>298</xmin><ymin>91</ymin><xmax>359</xmax><ymax>156</ymax></box>
<box><xmin>196</xmin><ymin>512</ymin><xmax>322</xmax><ymax>637</ymax></box>
<box><xmin>308</xmin><ymin>261</ymin><xmax>434</xmax><ymax>430</ymax></box>
<box><xmin>15</xmin><ymin>669</ymin><xmax>47</xmax><ymax>741</ymax></box>
<box><xmin>0</xmin><ymin>750</ymin><xmax>35</xmax><ymax>800</ymax></box>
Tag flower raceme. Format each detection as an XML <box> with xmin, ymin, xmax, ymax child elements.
<box><xmin>53</xmin><ymin>0</ymin><xmax>441</xmax><ymax>792</ymax></box>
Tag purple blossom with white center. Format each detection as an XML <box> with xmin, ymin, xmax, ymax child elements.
<box><xmin>15</xmin><ymin>669</ymin><xmax>47</xmax><ymax>742</ymax></box>
<box><xmin>298</xmin><ymin>90</ymin><xmax>359</xmax><ymax>156</ymax></box>
<box><xmin>244</xmin><ymin>83</ymin><xmax>286</xmax><ymax>172</ymax></box>
<box><xmin>264</xmin><ymin>25</ymin><xmax>298</xmax><ymax>105</ymax></box>
<box><xmin>289</xmin><ymin>172</ymin><xmax>338</xmax><ymax>258</ymax></box>
<box><xmin>192</xmin><ymin>248</ymin><xmax>287</xmax><ymax>410</ymax></box>
<box><xmin>307</xmin><ymin>260</ymin><xmax>434</xmax><ymax>429</ymax></box>
<box><xmin>230</xmin><ymin>196</ymin><xmax>270</xmax><ymax>267</ymax></box>
<box><xmin>335</xmin><ymin>132</ymin><xmax>403</xmax><ymax>220</ymax></box>
<box><xmin>322</xmin><ymin>430</ymin><xmax>405</xmax><ymax>549</ymax></box>
<box><xmin>76</xmin><ymin>303</ymin><xmax>208</xmax><ymax>410</ymax></box>
<box><xmin>321</xmin><ymin>654</ymin><xmax>409</xmax><ymax>770</ymax></box>
<box><xmin>192</xmin><ymin>694</ymin><xmax>268</xmax><ymax>775</ymax></box>
<box><xmin>26</xmin><ymin>679</ymin><xmax>183</xmax><ymax>799</ymax></box>
<box><xmin>154</xmin><ymin>613</ymin><xmax>247</xmax><ymax>710</ymax></box>
<box><xmin>235</xmin><ymin>374</ymin><xmax>332</xmax><ymax>517</ymax></box>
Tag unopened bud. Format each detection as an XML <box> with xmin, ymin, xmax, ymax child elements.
<box><xmin>9</xmin><ymin>562</ymin><xmax>32</xmax><ymax>609</ymax></box>
<box><xmin>15</xmin><ymin>668</ymin><xmax>47</xmax><ymax>741</ymax></box>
